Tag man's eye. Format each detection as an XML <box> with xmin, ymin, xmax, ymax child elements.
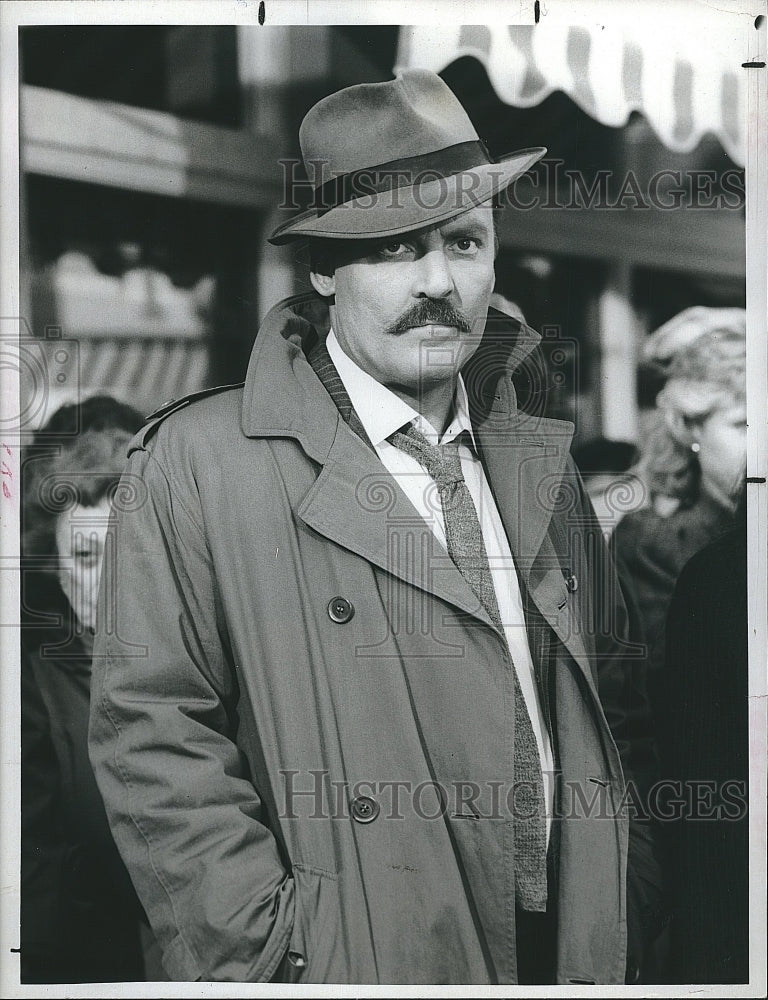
<box><xmin>454</xmin><ymin>238</ymin><xmax>478</xmax><ymax>253</ymax></box>
<box><xmin>380</xmin><ymin>243</ymin><xmax>409</xmax><ymax>258</ymax></box>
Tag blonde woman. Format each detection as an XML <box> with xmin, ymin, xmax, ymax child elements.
<box><xmin>612</xmin><ymin>306</ymin><xmax>746</xmax><ymax>698</ymax></box>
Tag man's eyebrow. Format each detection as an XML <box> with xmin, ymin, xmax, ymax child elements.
<box><xmin>441</xmin><ymin>219</ymin><xmax>492</xmax><ymax>240</ymax></box>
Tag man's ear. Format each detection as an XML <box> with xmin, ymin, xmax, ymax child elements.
<box><xmin>310</xmin><ymin>270</ymin><xmax>336</xmax><ymax>298</ymax></box>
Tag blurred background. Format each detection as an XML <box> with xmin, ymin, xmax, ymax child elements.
<box><xmin>18</xmin><ymin>20</ymin><xmax>748</xmax><ymax>447</ymax></box>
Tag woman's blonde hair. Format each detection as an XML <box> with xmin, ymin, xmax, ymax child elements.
<box><xmin>633</xmin><ymin>306</ymin><xmax>746</xmax><ymax>510</ymax></box>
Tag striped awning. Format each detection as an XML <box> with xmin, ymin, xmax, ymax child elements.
<box><xmin>395</xmin><ymin>16</ymin><xmax>748</xmax><ymax>166</ymax></box>
<box><xmin>23</xmin><ymin>335</ymin><xmax>212</xmax><ymax>431</ymax></box>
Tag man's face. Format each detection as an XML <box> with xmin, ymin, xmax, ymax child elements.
<box><xmin>310</xmin><ymin>204</ymin><xmax>496</xmax><ymax>394</ymax></box>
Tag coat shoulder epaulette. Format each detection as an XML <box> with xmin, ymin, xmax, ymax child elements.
<box><xmin>132</xmin><ymin>382</ymin><xmax>245</xmax><ymax>451</ymax></box>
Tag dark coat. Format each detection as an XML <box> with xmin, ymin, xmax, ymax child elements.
<box><xmin>657</xmin><ymin>526</ymin><xmax>749</xmax><ymax>983</ymax></box>
<box><xmin>89</xmin><ymin>295</ymin><xmax>661</xmax><ymax>985</ymax></box>
<box><xmin>20</xmin><ymin>572</ymin><xmax>145</xmax><ymax>983</ymax></box>
<box><xmin>612</xmin><ymin>493</ymin><xmax>735</xmax><ymax>716</ymax></box>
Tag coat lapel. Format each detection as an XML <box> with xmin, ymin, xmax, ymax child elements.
<box><xmin>241</xmin><ymin>295</ymin><xmax>497</xmax><ymax>629</ymax></box>
<box><xmin>243</xmin><ymin>291</ymin><xmax>595</xmax><ymax>687</ymax></box>
<box><xmin>298</xmin><ymin>414</ymin><xmax>499</xmax><ymax>633</ymax></box>
<box><xmin>475</xmin><ymin>404</ymin><xmax>598</xmax><ymax>700</ymax></box>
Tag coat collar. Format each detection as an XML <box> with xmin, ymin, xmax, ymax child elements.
<box><xmin>240</xmin><ymin>292</ymin><xmax>551</xmax><ymax>454</ymax></box>
<box><xmin>241</xmin><ymin>294</ymin><xmax>580</xmax><ymax>657</ymax></box>
<box><xmin>241</xmin><ymin>293</ymin><xmax>338</xmax><ymax>463</ymax></box>
<box><xmin>241</xmin><ymin>292</ymin><xmax>574</xmax><ymax>566</ymax></box>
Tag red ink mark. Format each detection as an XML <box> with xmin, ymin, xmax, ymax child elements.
<box><xmin>1</xmin><ymin>461</ymin><xmax>11</xmax><ymax>478</ymax></box>
<box><xmin>2</xmin><ymin>443</ymin><xmax>11</xmax><ymax>457</ymax></box>
<box><xmin>2</xmin><ymin>482</ymin><xmax>11</xmax><ymax>500</ymax></box>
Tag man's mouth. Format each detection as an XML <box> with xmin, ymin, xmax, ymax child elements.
<box><xmin>404</xmin><ymin>323</ymin><xmax>458</xmax><ymax>336</ymax></box>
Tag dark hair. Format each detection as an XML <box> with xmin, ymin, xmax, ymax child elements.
<box><xmin>21</xmin><ymin>395</ymin><xmax>144</xmax><ymax>562</ymax></box>
<box><xmin>308</xmin><ymin>237</ymin><xmax>340</xmax><ymax>277</ymax></box>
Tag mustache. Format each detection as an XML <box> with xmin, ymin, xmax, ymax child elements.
<box><xmin>383</xmin><ymin>299</ymin><xmax>472</xmax><ymax>337</ymax></box>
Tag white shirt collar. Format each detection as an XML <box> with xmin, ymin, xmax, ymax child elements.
<box><xmin>326</xmin><ymin>328</ymin><xmax>476</xmax><ymax>449</ymax></box>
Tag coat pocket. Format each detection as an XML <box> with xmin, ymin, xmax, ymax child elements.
<box><xmin>282</xmin><ymin>864</ymin><xmax>340</xmax><ymax>984</ymax></box>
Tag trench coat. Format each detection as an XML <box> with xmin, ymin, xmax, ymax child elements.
<box><xmin>89</xmin><ymin>294</ymin><xmax>661</xmax><ymax>985</ymax></box>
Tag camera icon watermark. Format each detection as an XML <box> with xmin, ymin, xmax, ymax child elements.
<box><xmin>0</xmin><ymin>317</ymin><xmax>81</xmax><ymax>440</ymax></box>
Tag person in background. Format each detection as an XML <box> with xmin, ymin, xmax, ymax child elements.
<box><xmin>657</xmin><ymin>482</ymin><xmax>749</xmax><ymax>983</ymax></box>
<box><xmin>611</xmin><ymin>306</ymin><xmax>746</xmax><ymax>717</ymax></box>
<box><xmin>20</xmin><ymin>395</ymin><xmax>148</xmax><ymax>983</ymax></box>
<box><xmin>572</xmin><ymin>437</ymin><xmax>642</xmax><ymax>536</ymax></box>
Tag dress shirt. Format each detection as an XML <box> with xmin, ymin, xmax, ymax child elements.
<box><xmin>327</xmin><ymin>329</ymin><xmax>554</xmax><ymax>834</ymax></box>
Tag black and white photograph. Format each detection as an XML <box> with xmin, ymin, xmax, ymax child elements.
<box><xmin>0</xmin><ymin>1</ymin><xmax>766</xmax><ymax>995</ymax></box>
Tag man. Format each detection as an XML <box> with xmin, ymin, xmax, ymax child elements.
<box><xmin>89</xmin><ymin>70</ymin><xmax>661</xmax><ymax>985</ymax></box>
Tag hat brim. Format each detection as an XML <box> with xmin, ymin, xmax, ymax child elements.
<box><xmin>268</xmin><ymin>147</ymin><xmax>546</xmax><ymax>246</ymax></box>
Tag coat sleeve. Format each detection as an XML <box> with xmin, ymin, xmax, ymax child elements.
<box><xmin>88</xmin><ymin>441</ymin><xmax>294</xmax><ymax>982</ymax></box>
<box><xmin>567</xmin><ymin>460</ymin><xmax>666</xmax><ymax>980</ymax></box>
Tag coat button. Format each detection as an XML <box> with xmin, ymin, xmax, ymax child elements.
<box><xmin>350</xmin><ymin>795</ymin><xmax>379</xmax><ymax>824</ymax></box>
<box><xmin>565</xmin><ymin>573</ymin><xmax>578</xmax><ymax>593</ymax></box>
<box><xmin>328</xmin><ymin>596</ymin><xmax>354</xmax><ymax>624</ymax></box>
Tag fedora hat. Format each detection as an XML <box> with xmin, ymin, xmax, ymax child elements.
<box><xmin>268</xmin><ymin>70</ymin><xmax>546</xmax><ymax>245</ymax></box>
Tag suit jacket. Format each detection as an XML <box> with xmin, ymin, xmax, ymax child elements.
<box><xmin>89</xmin><ymin>293</ymin><xmax>662</xmax><ymax>984</ymax></box>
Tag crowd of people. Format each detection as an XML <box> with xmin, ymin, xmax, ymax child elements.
<box><xmin>579</xmin><ymin>305</ymin><xmax>748</xmax><ymax>983</ymax></box>
<box><xmin>613</xmin><ymin>306</ymin><xmax>748</xmax><ymax>984</ymax></box>
<box><xmin>17</xmin><ymin>69</ymin><xmax>751</xmax><ymax>987</ymax></box>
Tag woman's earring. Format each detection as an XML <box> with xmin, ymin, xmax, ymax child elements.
<box><xmin>691</xmin><ymin>442</ymin><xmax>700</xmax><ymax>454</ymax></box>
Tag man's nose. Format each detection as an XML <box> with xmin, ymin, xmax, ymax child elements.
<box><xmin>413</xmin><ymin>249</ymin><xmax>454</xmax><ymax>299</ymax></box>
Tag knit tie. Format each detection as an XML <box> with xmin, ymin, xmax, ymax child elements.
<box><xmin>389</xmin><ymin>421</ymin><xmax>548</xmax><ymax>912</ymax></box>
